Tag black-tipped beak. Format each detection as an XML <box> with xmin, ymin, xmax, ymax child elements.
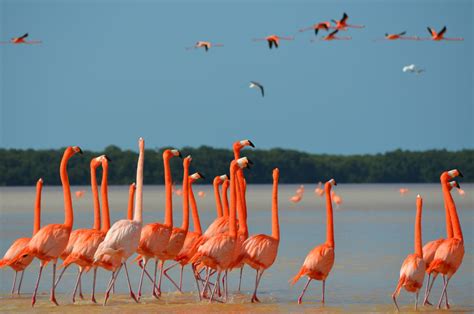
<box><xmin>334</xmin><ymin>182</ymin><xmax>337</xmax><ymax>186</ymax></box>
<box><xmin>178</xmin><ymin>151</ymin><xmax>183</xmax><ymax>159</ymax></box>
<box><xmin>248</xmin><ymin>140</ymin><xmax>255</xmax><ymax>148</ymax></box>
<box><xmin>247</xmin><ymin>158</ymin><xmax>254</xmax><ymax>165</ymax></box>
<box><xmin>105</xmin><ymin>155</ymin><xmax>112</xmax><ymax>162</ymax></box>
<box><xmin>456</xmin><ymin>182</ymin><xmax>461</xmax><ymax>189</ymax></box>
<box><xmin>458</xmin><ymin>170</ymin><xmax>464</xmax><ymax>178</ymax></box>
<box><xmin>78</xmin><ymin>148</ymin><xmax>83</xmax><ymax>155</ymax></box>
<box><xmin>198</xmin><ymin>172</ymin><xmax>205</xmax><ymax>179</ymax></box>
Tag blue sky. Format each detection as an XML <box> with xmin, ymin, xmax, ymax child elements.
<box><xmin>1</xmin><ymin>0</ymin><xmax>472</xmax><ymax>154</ymax></box>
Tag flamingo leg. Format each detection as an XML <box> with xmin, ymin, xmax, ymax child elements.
<box><xmin>17</xmin><ymin>271</ymin><xmax>24</xmax><ymax>295</ymax></box>
<box><xmin>54</xmin><ymin>264</ymin><xmax>68</xmax><ymax>288</ymax></box>
<box><xmin>31</xmin><ymin>264</ymin><xmax>44</xmax><ymax>307</ymax></box>
<box><xmin>224</xmin><ymin>270</ymin><xmax>229</xmax><ymax>302</ymax></box>
<box><xmin>192</xmin><ymin>264</ymin><xmax>202</xmax><ymax>300</ymax></box>
<box><xmin>78</xmin><ymin>272</ymin><xmax>84</xmax><ymax>300</ymax></box>
<box><xmin>392</xmin><ymin>276</ymin><xmax>404</xmax><ymax>312</ymax></box>
<box><xmin>322</xmin><ymin>280</ymin><xmax>326</xmax><ymax>304</ymax></box>
<box><xmin>298</xmin><ymin>277</ymin><xmax>312</xmax><ymax>304</ymax></box>
<box><xmin>423</xmin><ymin>273</ymin><xmax>432</xmax><ymax>306</ymax></box>
<box><xmin>72</xmin><ymin>268</ymin><xmax>84</xmax><ymax>303</ymax></box>
<box><xmin>152</xmin><ymin>260</ymin><xmax>160</xmax><ymax>298</ymax></box>
<box><xmin>238</xmin><ymin>267</ymin><xmax>243</xmax><ymax>292</ymax></box>
<box><xmin>441</xmin><ymin>275</ymin><xmax>450</xmax><ymax>309</ymax></box>
<box><xmin>123</xmin><ymin>262</ymin><xmax>138</xmax><ymax>303</ymax></box>
<box><xmin>137</xmin><ymin>258</ymin><xmax>148</xmax><ymax>300</ymax></box>
<box><xmin>104</xmin><ymin>266</ymin><xmax>122</xmax><ymax>306</ymax></box>
<box><xmin>11</xmin><ymin>271</ymin><xmax>17</xmax><ymax>295</ymax></box>
<box><xmin>415</xmin><ymin>291</ymin><xmax>419</xmax><ymax>310</ymax></box>
<box><xmin>209</xmin><ymin>272</ymin><xmax>221</xmax><ymax>303</ymax></box>
<box><xmin>251</xmin><ymin>270</ymin><xmax>264</xmax><ymax>303</ymax></box>
<box><xmin>179</xmin><ymin>265</ymin><xmax>184</xmax><ymax>291</ymax></box>
<box><xmin>50</xmin><ymin>263</ymin><xmax>59</xmax><ymax>306</ymax></box>
<box><xmin>163</xmin><ymin>262</ymin><xmax>182</xmax><ymax>292</ymax></box>
<box><xmin>423</xmin><ymin>273</ymin><xmax>437</xmax><ymax>305</ymax></box>
<box><xmin>91</xmin><ymin>267</ymin><xmax>98</xmax><ymax>303</ymax></box>
<box><xmin>201</xmin><ymin>267</ymin><xmax>210</xmax><ymax>299</ymax></box>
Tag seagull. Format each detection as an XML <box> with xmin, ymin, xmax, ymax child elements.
<box><xmin>402</xmin><ymin>64</ymin><xmax>425</xmax><ymax>74</ymax></box>
<box><xmin>249</xmin><ymin>81</ymin><xmax>264</xmax><ymax>97</ymax></box>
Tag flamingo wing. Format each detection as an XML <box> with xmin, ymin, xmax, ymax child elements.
<box><xmin>427</xmin><ymin>27</ymin><xmax>435</xmax><ymax>36</ymax></box>
<box><xmin>341</xmin><ymin>12</ymin><xmax>348</xmax><ymax>23</ymax></box>
<box><xmin>398</xmin><ymin>31</ymin><xmax>407</xmax><ymax>36</ymax></box>
<box><xmin>19</xmin><ymin>33</ymin><xmax>29</xmax><ymax>39</ymax></box>
<box><xmin>438</xmin><ymin>26</ymin><xmax>447</xmax><ymax>37</ymax></box>
<box><xmin>95</xmin><ymin>219</ymin><xmax>141</xmax><ymax>260</ymax></box>
<box><xmin>329</xmin><ymin>29</ymin><xmax>338</xmax><ymax>36</ymax></box>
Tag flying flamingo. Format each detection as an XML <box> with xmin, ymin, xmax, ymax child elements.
<box><xmin>0</xmin><ymin>33</ymin><xmax>42</xmax><ymax>44</ymax></box>
<box><xmin>165</xmin><ymin>172</ymin><xmax>205</xmax><ymax>291</ymax></box>
<box><xmin>0</xmin><ymin>178</ymin><xmax>43</xmax><ymax>295</ymax></box>
<box><xmin>135</xmin><ymin>148</ymin><xmax>181</xmax><ymax>299</ymax></box>
<box><xmin>190</xmin><ymin>157</ymin><xmax>252</xmax><ymax>302</ymax></box>
<box><xmin>374</xmin><ymin>31</ymin><xmax>419</xmax><ymax>41</ymax></box>
<box><xmin>424</xmin><ymin>169</ymin><xmax>464</xmax><ymax>309</ymax></box>
<box><xmin>93</xmin><ymin>137</ymin><xmax>145</xmax><ymax>305</ymax></box>
<box><xmin>299</xmin><ymin>22</ymin><xmax>331</xmax><ymax>36</ymax></box>
<box><xmin>392</xmin><ymin>195</ymin><xmax>426</xmax><ymax>311</ymax></box>
<box><xmin>331</xmin><ymin>13</ymin><xmax>365</xmax><ymax>30</ymax></box>
<box><xmin>422</xmin><ymin>179</ymin><xmax>459</xmax><ymax>306</ymax></box>
<box><xmin>158</xmin><ymin>156</ymin><xmax>193</xmax><ymax>292</ymax></box>
<box><xmin>240</xmin><ymin>168</ymin><xmax>280</xmax><ymax>303</ymax></box>
<box><xmin>62</xmin><ymin>155</ymin><xmax>111</xmax><ymax>303</ymax></box>
<box><xmin>253</xmin><ymin>35</ymin><xmax>294</xmax><ymax>49</ymax></box>
<box><xmin>291</xmin><ymin>179</ymin><xmax>337</xmax><ymax>304</ymax></box>
<box><xmin>19</xmin><ymin>146</ymin><xmax>82</xmax><ymax>306</ymax></box>
<box><xmin>55</xmin><ymin>155</ymin><xmax>104</xmax><ymax>297</ymax></box>
<box><xmin>423</xmin><ymin>26</ymin><xmax>464</xmax><ymax>41</ymax></box>
<box><xmin>187</xmin><ymin>41</ymin><xmax>224</xmax><ymax>52</ymax></box>
<box><xmin>314</xmin><ymin>30</ymin><xmax>352</xmax><ymax>41</ymax></box>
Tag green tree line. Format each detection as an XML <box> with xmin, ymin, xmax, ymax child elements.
<box><xmin>0</xmin><ymin>146</ymin><xmax>472</xmax><ymax>186</ymax></box>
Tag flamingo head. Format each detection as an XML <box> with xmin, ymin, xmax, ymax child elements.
<box><xmin>234</xmin><ymin>139</ymin><xmax>255</xmax><ymax>152</ymax></box>
<box><xmin>72</xmin><ymin>146</ymin><xmax>83</xmax><ymax>154</ymax></box>
<box><xmin>183</xmin><ymin>155</ymin><xmax>192</xmax><ymax>166</ymax></box>
<box><xmin>273</xmin><ymin>168</ymin><xmax>280</xmax><ymax>180</ymax></box>
<box><xmin>325</xmin><ymin>179</ymin><xmax>337</xmax><ymax>190</ymax></box>
<box><xmin>163</xmin><ymin>149</ymin><xmax>182</xmax><ymax>160</ymax></box>
<box><xmin>36</xmin><ymin>178</ymin><xmax>43</xmax><ymax>187</ymax></box>
<box><xmin>237</xmin><ymin>156</ymin><xmax>253</xmax><ymax>169</ymax></box>
<box><xmin>448</xmin><ymin>180</ymin><xmax>460</xmax><ymax>190</ymax></box>
<box><xmin>448</xmin><ymin>169</ymin><xmax>463</xmax><ymax>178</ymax></box>
<box><xmin>213</xmin><ymin>174</ymin><xmax>227</xmax><ymax>185</ymax></box>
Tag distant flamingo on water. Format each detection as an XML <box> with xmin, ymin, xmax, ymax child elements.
<box><xmin>314</xmin><ymin>182</ymin><xmax>324</xmax><ymax>197</ymax></box>
<box><xmin>291</xmin><ymin>179</ymin><xmax>337</xmax><ymax>304</ymax></box>
<box><xmin>20</xmin><ymin>146</ymin><xmax>82</xmax><ymax>306</ymax></box>
<box><xmin>424</xmin><ymin>169</ymin><xmax>464</xmax><ymax>309</ymax></box>
<box><xmin>331</xmin><ymin>13</ymin><xmax>365</xmax><ymax>30</ymax></box>
<box><xmin>392</xmin><ymin>195</ymin><xmax>425</xmax><ymax>311</ymax></box>
<box><xmin>253</xmin><ymin>35</ymin><xmax>294</xmax><ymax>49</ymax></box>
<box><xmin>240</xmin><ymin>168</ymin><xmax>280</xmax><ymax>302</ymax></box>
<box><xmin>93</xmin><ymin>138</ymin><xmax>145</xmax><ymax>305</ymax></box>
<box><xmin>75</xmin><ymin>190</ymin><xmax>85</xmax><ymax>199</ymax></box>
<box><xmin>399</xmin><ymin>188</ymin><xmax>409</xmax><ymax>195</ymax></box>
<box><xmin>0</xmin><ymin>178</ymin><xmax>43</xmax><ymax>295</ymax></box>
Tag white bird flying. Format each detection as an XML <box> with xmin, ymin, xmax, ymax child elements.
<box><xmin>403</xmin><ymin>64</ymin><xmax>425</xmax><ymax>74</ymax></box>
<box><xmin>249</xmin><ymin>81</ymin><xmax>264</xmax><ymax>97</ymax></box>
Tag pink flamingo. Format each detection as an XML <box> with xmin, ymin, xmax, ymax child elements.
<box><xmin>291</xmin><ymin>179</ymin><xmax>337</xmax><ymax>304</ymax></box>
<box><xmin>0</xmin><ymin>178</ymin><xmax>43</xmax><ymax>295</ymax></box>
<box><xmin>314</xmin><ymin>30</ymin><xmax>352</xmax><ymax>41</ymax></box>
<box><xmin>20</xmin><ymin>146</ymin><xmax>82</xmax><ymax>306</ymax></box>
<box><xmin>314</xmin><ymin>182</ymin><xmax>324</xmax><ymax>197</ymax></box>
<box><xmin>331</xmin><ymin>13</ymin><xmax>365</xmax><ymax>30</ymax></box>
<box><xmin>62</xmin><ymin>155</ymin><xmax>111</xmax><ymax>303</ymax></box>
<box><xmin>93</xmin><ymin>137</ymin><xmax>145</xmax><ymax>305</ymax></box>
<box><xmin>253</xmin><ymin>35</ymin><xmax>294</xmax><ymax>49</ymax></box>
<box><xmin>423</xmin><ymin>26</ymin><xmax>464</xmax><ymax>41</ymax></box>
<box><xmin>400</xmin><ymin>188</ymin><xmax>409</xmax><ymax>195</ymax></box>
<box><xmin>299</xmin><ymin>22</ymin><xmax>331</xmax><ymax>36</ymax></box>
<box><xmin>331</xmin><ymin>191</ymin><xmax>343</xmax><ymax>207</ymax></box>
<box><xmin>198</xmin><ymin>191</ymin><xmax>206</xmax><ymax>198</ymax></box>
<box><xmin>374</xmin><ymin>31</ymin><xmax>419</xmax><ymax>41</ymax></box>
<box><xmin>75</xmin><ymin>190</ymin><xmax>85</xmax><ymax>198</ymax></box>
<box><xmin>240</xmin><ymin>168</ymin><xmax>280</xmax><ymax>302</ymax></box>
<box><xmin>187</xmin><ymin>41</ymin><xmax>224</xmax><ymax>52</ymax></box>
<box><xmin>136</xmin><ymin>148</ymin><xmax>181</xmax><ymax>299</ymax></box>
<box><xmin>0</xmin><ymin>33</ymin><xmax>42</xmax><ymax>44</ymax></box>
<box><xmin>392</xmin><ymin>195</ymin><xmax>426</xmax><ymax>311</ymax></box>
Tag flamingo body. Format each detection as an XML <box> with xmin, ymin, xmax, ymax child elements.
<box><xmin>292</xmin><ymin>243</ymin><xmax>334</xmax><ymax>282</ymax></box>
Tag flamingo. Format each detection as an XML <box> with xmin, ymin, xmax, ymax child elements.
<box><xmin>0</xmin><ymin>178</ymin><xmax>43</xmax><ymax>295</ymax></box>
<box><xmin>399</xmin><ymin>188</ymin><xmax>409</xmax><ymax>195</ymax></box>
<box><xmin>291</xmin><ymin>179</ymin><xmax>337</xmax><ymax>304</ymax></box>
<box><xmin>166</xmin><ymin>172</ymin><xmax>205</xmax><ymax>291</ymax></box>
<box><xmin>314</xmin><ymin>30</ymin><xmax>352</xmax><ymax>41</ymax></box>
<box><xmin>75</xmin><ymin>190</ymin><xmax>85</xmax><ymax>198</ymax></box>
<box><xmin>190</xmin><ymin>157</ymin><xmax>252</xmax><ymax>302</ymax></box>
<box><xmin>135</xmin><ymin>148</ymin><xmax>181</xmax><ymax>299</ymax></box>
<box><xmin>253</xmin><ymin>35</ymin><xmax>294</xmax><ymax>49</ymax></box>
<box><xmin>19</xmin><ymin>146</ymin><xmax>82</xmax><ymax>306</ymax></box>
<box><xmin>314</xmin><ymin>182</ymin><xmax>324</xmax><ymax>197</ymax></box>
<box><xmin>374</xmin><ymin>31</ymin><xmax>419</xmax><ymax>41</ymax></box>
<box><xmin>423</xmin><ymin>26</ymin><xmax>464</xmax><ymax>41</ymax></box>
<box><xmin>158</xmin><ymin>156</ymin><xmax>193</xmax><ymax>292</ymax></box>
<box><xmin>457</xmin><ymin>188</ymin><xmax>465</xmax><ymax>197</ymax></box>
<box><xmin>62</xmin><ymin>155</ymin><xmax>111</xmax><ymax>303</ymax></box>
<box><xmin>198</xmin><ymin>191</ymin><xmax>206</xmax><ymax>198</ymax></box>
<box><xmin>331</xmin><ymin>191</ymin><xmax>343</xmax><ymax>207</ymax></box>
<box><xmin>422</xmin><ymin>179</ymin><xmax>459</xmax><ymax>306</ymax></box>
<box><xmin>0</xmin><ymin>33</ymin><xmax>42</xmax><ymax>44</ymax></box>
<box><xmin>299</xmin><ymin>22</ymin><xmax>331</xmax><ymax>36</ymax></box>
<box><xmin>331</xmin><ymin>13</ymin><xmax>365</xmax><ymax>30</ymax></box>
<box><xmin>93</xmin><ymin>137</ymin><xmax>145</xmax><ymax>305</ymax></box>
<box><xmin>290</xmin><ymin>194</ymin><xmax>303</xmax><ymax>203</ymax></box>
<box><xmin>240</xmin><ymin>168</ymin><xmax>280</xmax><ymax>303</ymax></box>
<box><xmin>187</xmin><ymin>41</ymin><xmax>224</xmax><ymax>52</ymax></box>
<box><xmin>54</xmin><ymin>155</ymin><xmax>104</xmax><ymax>296</ymax></box>
<box><xmin>392</xmin><ymin>195</ymin><xmax>426</xmax><ymax>311</ymax></box>
<box><xmin>424</xmin><ymin>169</ymin><xmax>464</xmax><ymax>309</ymax></box>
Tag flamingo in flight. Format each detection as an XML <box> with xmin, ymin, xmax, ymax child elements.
<box><xmin>0</xmin><ymin>33</ymin><xmax>42</xmax><ymax>45</ymax></box>
<box><xmin>93</xmin><ymin>137</ymin><xmax>145</xmax><ymax>305</ymax></box>
<box><xmin>392</xmin><ymin>195</ymin><xmax>426</xmax><ymax>311</ymax></box>
<box><xmin>424</xmin><ymin>26</ymin><xmax>464</xmax><ymax>41</ymax></box>
<box><xmin>299</xmin><ymin>22</ymin><xmax>331</xmax><ymax>36</ymax></box>
<box><xmin>291</xmin><ymin>179</ymin><xmax>337</xmax><ymax>304</ymax></box>
<box><xmin>20</xmin><ymin>146</ymin><xmax>82</xmax><ymax>306</ymax></box>
<box><xmin>253</xmin><ymin>35</ymin><xmax>294</xmax><ymax>49</ymax></box>
<box><xmin>374</xmin><ymin>31</ymin><xmax>419</xmax><ymax>41</ymax></box>
<box><xmin>0</xmin><ymin>178</ymin><xmax>43</xmax><ymax>296</ymax></box>
<box><xmin>313</xmin><ymin>30</ymin><xmax>352</xmax><ymax>42</ymax></box>
<box><xmin>187</xmin><ymin>41</ymin><xmax>224</xmax><ymax>52</ymax></box>
<box><xmin>331</xmin><ymin>13</ymin><xmax>365</xmax><ymax>30</ymax></box>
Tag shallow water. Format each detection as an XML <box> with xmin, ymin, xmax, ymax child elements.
<box><xmin>1</xmin><ymin>184</ymin><xmax>473</xmax><ymax>312</ymax></box>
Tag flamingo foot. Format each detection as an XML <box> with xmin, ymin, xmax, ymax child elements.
<box><xmin>297</xmin><ymin>297</ymin><xmax>303</xmax><ymax>304</ymax></box>
<box><xmin>152</xmin><ymin>288</ymin><xmax>160</xmax><ymax>299</ymax></box>
<box><xmin>79</xmin><ymin>292</ymin><xmax>84</xmax><ymax>300</ymax></box>
<box><xmin>424</xmin><ymin>299</ymin><xmax>432</xmax><ymax>306</ymax></box>
<box><xmin>130</xmin><ymin>291</ymin><xmax>139</xmax><ymax>303</ymax></box>
<box><xmin>91</xmin><ymin>295</ymin><xmax>97</xmax><ymax>304</ymax></box>
<box><xmin>103</xmin><ymin>292</ymin><xmax>110</xmax><ymax>306</ymax></box>
<box><xmin>31</xmin><ymin>296</ymin><xmax>37</xmax><ymax>307</ymax></box>
<box><xmin>50</xmin><ymin>295</ymin><xmax>59</xmax><ymax>306</ymax></box>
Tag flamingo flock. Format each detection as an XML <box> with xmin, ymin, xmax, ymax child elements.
<box><xmin>0</xmin><ymin>137</ymin><xmax>465</xmax><ymax>311</ymax></box>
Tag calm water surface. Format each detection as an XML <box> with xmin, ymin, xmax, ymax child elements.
<box><xmin>0</xmin><ymin>184</ymin><xmax>473</xmax><ymax>313</ymax></box>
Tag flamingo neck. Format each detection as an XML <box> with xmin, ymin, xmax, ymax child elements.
<box><xmin>189</xmin><ymin>182</ymin><xmax>202</xmax><ymax>234</ymax></box>
<box><xmin>164</xmin><ymin>154</ymin><xmax>173</xmax><ymax>226</ymax></box>
<box><xmin>235</xmin><ymin>176</ymin><xmax>248</xmax><ymax>237</ymax></box>
<box><xmin>101</xmin><ymin>163</ymin><xmax>111</xmax><ymax>232</ymax></box>
<box><xmin>222</xmin><ymin>180</ymin><xmax>230</xmax><ymax>217</ymax></box>
<box><xmin>325</xmin><ymin>183</ymin><xmax>335</xmax><ymax>247</ymax></box>
<box><xmin>91</xmin><ymin>163</ymin><xmax>101</xmax><ymax>230</ymax></box>
<box><xmin>271</xmin><ymin>173</ymin><xmax>280</xmax><ymax>241</ymax></box>
<box><xmin>229</xmin><ymin>163</ymin><xmax>239</xmax><ymax>238</ymax></box>
<box><xmin>33</xmin><ymin>180</ymin><xmax>43</xmax><ymax>235</ymax></box>
<box><xmin>440</xmin><ymin>177</ymin><xmax>454</xmax><ymax>238</ymax></box>
<box><xmin>61</xmin><ymin>148</ymin><xmax>74</xmax><ymax>229</ymax></box>
<box><xmin>237</xmin><ymin>171</ymin><xmax>248</xmax><ymax>222</ymax></box>
<box><xmin>415</xmin><ymin>198</ymin><xmax>423</xmax><ymax>257</ymax></box>
<box><xmin>133</xmin><ymin>145</ymin><xmax>144</xmax><ymax>223</ymax></box>
<box><xmin>127</xmin><ymin>184</ymin><xmax>135</xmax><ymax>220</ymax></box>
<box><xmin>213</xmin><ymin>178</ymin><xmax>223</xmax><ymax>218</ymax></box>
<box><xmin>447</xmin><ymin>185</ymin><xmax>463</xmax><ymax>242</ymax></box>
<box><xmin>181</xmin><ymin>161</ymin><xmax>190</xmax><ymax>232</ymax></box>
